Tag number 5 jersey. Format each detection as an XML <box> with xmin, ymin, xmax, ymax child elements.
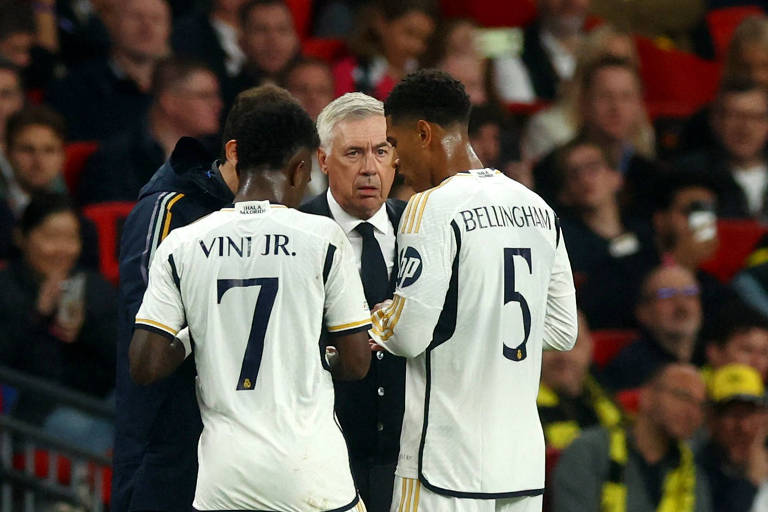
<box><xmin>370</xmin><ymin>169</ymin><xmax>578</xmax><ymax>499</ymax></box>
<box><xmin>135</xmin><ymin>201</ymin><xmax>371</xmax><ymax>512</ymax></box>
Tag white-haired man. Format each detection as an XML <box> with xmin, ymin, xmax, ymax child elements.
<box><xmin>300</xmin><ymin>92</ymin><xmax>405</xmax><ymax>512</ymax></box>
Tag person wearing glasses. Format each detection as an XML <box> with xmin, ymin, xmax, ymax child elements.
<box><xmin>600</xmin><ymin>264</ymin><xmax>703</xmax><ymax>391</ymax></box>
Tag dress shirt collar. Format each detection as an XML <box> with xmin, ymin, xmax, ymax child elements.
<box><xmin>326</xmin><ymin>188</ymin><xmax>390</xmax><ymax>235</ymax></box>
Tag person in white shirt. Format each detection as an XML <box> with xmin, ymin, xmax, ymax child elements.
<box><xmin>129</xmin><ymin>96</ymin><xmax>372</xmax><ymax>512</ymax></box>
<box><xmin>374</xmin><ymin>69</ymin><xmax>578</xmax><ymax>512</ymax></box>
<box><xmin>299</xmin><ymin>92</ymin><xmax>407</xmax><ymax>512</ymax></box>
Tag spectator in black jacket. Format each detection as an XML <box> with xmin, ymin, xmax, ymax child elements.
<box><xmin>77</xmin><ymin>57</ymin><xmax>222</xmax><ymax>205</ymax></box>
<box><xmin>677</xmin><ymin>78</ymin><xmax>768</xmax><ymax>222</ymax></box>
<box><xmin>0</xmin><ymin>193</ymin><xmax>116</xmax><ymax>448</ymax></box>
<box><xmin>172</xmin><ymin>0</ymin><xmax>248</xmax><ymax>104</ymax></box>
<box><xmin>46</xmin><ymin>0</ymin><xmax>171</xmax><ymax>141</ymax></box>
<box><xmin>601</xmin><ymin>263</ymin><xmax>703</xmax><ymax>390</ymax></box>
<box><xmin>494</xmin><ymin>0</ymin><xmax>590</xmax><ymax>102</ymax></box>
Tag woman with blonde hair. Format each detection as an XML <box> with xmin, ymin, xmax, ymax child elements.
<box><xmin>522</xmin><ymin>24</ymin><xmax>656</xmax><ymax>162</ymax></box>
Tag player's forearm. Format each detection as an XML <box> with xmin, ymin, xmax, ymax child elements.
<box><xmin>129</xmin><ymin>329</ymin><xmax>186</xmax><ymax>385</ymax></box>
<box><xmin>329</xmin><ymin>331</ymin><xmax>371</xmax><ymax>380</ymax></box>
<box><xmin>542</xmin><ymin>293</ymin><xmax>578</xmax><ymax>351</ymax></box>
<box><xmin>370</xmin><ymin>295</ymin><xmax>432</xmax><ymax>358</ymax></box>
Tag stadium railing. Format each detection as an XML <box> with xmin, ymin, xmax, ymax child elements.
<box><xmin>0</xmin><ymin>365</ymin><xmax>113</xmax><ymax>512</ymax></box>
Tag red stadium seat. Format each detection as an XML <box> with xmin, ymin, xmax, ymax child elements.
<box><xmin>591</xmin><ymin>329</ymin><xmax>638</xmax><ymax>370</ymax></box>
<box><xmin>81</xmin><ymin>201</ymin><xmax>136</xmax><ymax>285</ymax></box>
<box><xmin>63</xmin><ymin>141</ymin><xmax>99</xmax><ymax>194</ymax></box>
<box><xmin>285</xmin><ymin>0</ymin><xmax>313</xmax><ymax>40</ymax></box>
<box><xmin>12</xmin><ymin>450</ymin><xmax>112</xmax><ymax>504</ymax></box>
<box><xmin>699</xmin><ymin>219</ymin><xmax>768</xmax><ymax>283</ymax></box>
<box><xmin>440</xmin><ymin>0</ymin><xmax>537</xmax><ymax>28</ymax></box>
<box><xmin>302</xmin><ymin>38</ymin><xmax>347</xmax><ymax>62</ymax></box>
<box><xmin>707</xmin><ymin>6</ymin><xmax>764</xmax><ymax>61</ymax></box>
<box><xmin>635</xmin><ymin>36</ymin><xmax>721</xmax><ymax>119</ymax></box>
<box><xmin>616</xmin><ymin>388</ymin><xmax>640</xmax><ymax>415</ymax></box>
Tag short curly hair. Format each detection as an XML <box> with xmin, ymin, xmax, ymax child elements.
<box><xmin>384</xmin><ymin>69</ymin><xmax>471</xmax><ymax>127</ymax></box>
<box><xmin>232</xmin><ymin>99</ymin><xmax>319</xmax><ymax>174</ymax></box>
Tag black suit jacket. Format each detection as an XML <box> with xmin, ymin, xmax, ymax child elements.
<box><xmin>521</xmin><ymin>22</ymin><xmax>560</xmax><ymax>101</ymax></box>
<box><xmin>299</xmin><ymin>192</ymin><xmax>407</xmax><ymax>465</ymax></box>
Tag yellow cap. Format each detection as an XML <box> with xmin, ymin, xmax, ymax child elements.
<box><xmin>709</xmin><ymin>364</ymin><xmax>766</xmax><ymax>405</ymax></box>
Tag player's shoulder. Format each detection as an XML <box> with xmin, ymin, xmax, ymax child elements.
<box><xmin>399</xmin><ymin>170</ymin><xmax>499</xmax><ymax>234</ymax></box>
<box><xmin>274</xmin><ymin>207</ymin><xmax>347</xmax><ymax>243</ymax></box>
<box><xmin>159</xmin><ymin>208</ymin><xmax>230</xmax><ymax>251</ymax></box>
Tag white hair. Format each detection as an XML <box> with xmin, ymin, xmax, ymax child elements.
<box><xmin>316</xmin><ymin>92</ymin><xmax>384</xmax><ymax>151</ymax></box>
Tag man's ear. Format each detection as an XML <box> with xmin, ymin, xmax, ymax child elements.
<box><xmin>317</xmin><ymin>147</ymin><xmax>329</xmax><ymax>176</ymax></box>
<box><xmin>287</xmin><ymin>149</ymin><xmax>311</xmax><ymax>189</ymax></box>
<box><xmin>225</xmin><ymin>139</ymin><xmax>238</xmax><ymax>167</ymax></box>
<box><xmin>416</xmin><ymin>120</ymin><xmax>432</xmax><ymax>147</ymax></box>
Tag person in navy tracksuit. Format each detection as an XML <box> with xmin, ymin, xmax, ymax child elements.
<box><xmin>112</xmin><ymin>84</ymin><xmax>295</xmax><ymax>511</ymax></box>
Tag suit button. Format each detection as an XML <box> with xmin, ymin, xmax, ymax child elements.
<box><xmin>376</xmin><ymin>351</ymin><xmax>384</xmax><ymax>360</ymax></box>
<box><xmin>377</xmin><ymin>422</ymin><xmax>384</xmax><ymax>432</ymax></box>
<box><xmin>377</xmin><ymin>387</ymin><xmax>385</xmax><ymax>397</ymax></box>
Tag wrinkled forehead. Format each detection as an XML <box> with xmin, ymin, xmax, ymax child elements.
<box><xmin>331</xmin><ymin>115</ymin><xmax>387</xmax><ymax>147</ymax></box>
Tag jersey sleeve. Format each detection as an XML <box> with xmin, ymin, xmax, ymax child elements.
<box><xmin>542</xmin><ymin>226</ymin><xmax>578</xmax><ymax>351</ymax></box>
<box><xmin>370</xmin><ymin>191</ymin><xmax>456</xmax><ymax>358</ymax></box>
<box><xmin>135</xmin><ymin>236</ymin><xmax>186</xmax><ymax>340</ymax></box>
<box><xmin>324</xmin><ymin>225</ymin><xmax>372</xmax><ymax>335</ymax></box>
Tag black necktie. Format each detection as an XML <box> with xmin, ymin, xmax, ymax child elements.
<box><xmin>355</xmin><ymin>222</ymin><xmax>389</xmax><ymax>308</ymax></box>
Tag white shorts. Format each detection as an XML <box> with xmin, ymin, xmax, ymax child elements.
<box><xmin>391</xmin><ymin>477</ymin><xmax>543</xmax><ymax>512</ymax></box>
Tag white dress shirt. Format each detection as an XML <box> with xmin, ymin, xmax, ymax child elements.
<box><xmin>326</xmin><ymin>188</ymin><xmax>395</xmax><ymax>279</ymax></box>
<box><xmin>211</xmin><ymin>17</ymin><xmax>246</xmax><ymax>77</ymax></box>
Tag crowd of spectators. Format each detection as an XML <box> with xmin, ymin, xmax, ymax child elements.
<box><xmin>4</xmin><ymin>0</ymin><xmax>768</xmax><ymax>510</ymax></box>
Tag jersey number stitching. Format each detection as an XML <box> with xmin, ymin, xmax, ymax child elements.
<box><xmin>503</xmin><ymin>248</ymin><xmax>531</xmax><ymax>362</ymax></box>
<box><xmin>217</xmin><ymin>278</ymin><xmax>279</xmax><ymax>390</ymax></box>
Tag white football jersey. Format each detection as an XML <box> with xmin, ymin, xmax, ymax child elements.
<box><xmin>370</xmin><ymin>170</ymin><xmax>577</xmax><ymax>498</ymax></box>
<box><xmin>136</xmin><ymin>200</ymin><xmax>371</xmax><ymax>511</ymax></box>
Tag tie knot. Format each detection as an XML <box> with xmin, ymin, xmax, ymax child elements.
<box><xmin>355</xmin><ymin>222</ymin><xmax>376</xmax><ymax>238</ymax></box>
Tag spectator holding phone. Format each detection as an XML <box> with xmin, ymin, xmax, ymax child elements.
<box><xmin>0</xmin><ymin>193</ymin><xmax>116</xmax><ymax>449</ymax></box>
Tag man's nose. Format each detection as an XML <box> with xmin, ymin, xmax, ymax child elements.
<box><xmin>360</xmin><ymin>151</ymin><xmax>377</xmax><ymax>174</ymax></box>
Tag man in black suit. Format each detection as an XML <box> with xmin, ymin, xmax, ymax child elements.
<box><xmin>299</xmin><ymin>92</ymin><xmax>405</xmax><ymax>512</ymax></box>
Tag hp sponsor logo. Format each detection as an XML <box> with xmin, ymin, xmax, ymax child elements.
<box><xmin>397</xmin><ymin>246</ymin><xmax>422</xmax><ymax>287</ymax></box>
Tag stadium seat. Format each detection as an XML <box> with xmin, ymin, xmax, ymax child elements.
<box><xmin>12</xmin><ymin>450</ymin><xmax>112</xmax><ymax>504</ymax></box>
<box><xmin>81</xmin><ymin>201</ymin><xmax>136</xmax><ymax>285</ymax></box>
<box><xmin>440</xmin><ymin>0</ymin><xmax>537</xmax><ymax>28</ymax></box>
<box><xmin>635</xmin><ymin>36</ymin><xmax>721</xmax><ymax>119</ymax></box>
<box><xmin>707</xmin><ymin>6</ymin><xmax>764</xmax><ymax>61</ymax></box>
<box><xmin>616</xmin><ymin>388</ymin><xmax>640</xmax><ymax>415</ymax></box>
<box><xmin>63</xmin><ymin>141</ymin><xmax>99</xmax><ymax>194</ymax></box>
<box><xmin>302</xmin><ymin>38</ymin><xmax>347</xmax><ymax>62</ymax></box>
<box><xmin>285</xmin><ymin>0</ymin><xmax>313</xmax><ymax>40</ymax></box>
<box><xmin>591</xmin><ymin>329</ymin><xmax>638</xmax><ymax>370</ymax></box>
<box><xmin>699</xmin><ymin>219</ymin><xmax>768</xmax><ymax>283</ymax></box>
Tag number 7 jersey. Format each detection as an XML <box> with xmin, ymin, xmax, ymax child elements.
<box><xmin>135</xmin><ymin>201</ymin><xmax>371</xmax><ymax>512</ymax></box>
<box><xmin>370</xmin><ymin>169</ymin><xmax>578</xmax><ymax>499</ymax></box>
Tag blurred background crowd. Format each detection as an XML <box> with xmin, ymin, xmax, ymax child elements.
<box><xmin>4</xmin><ymin>0</ymin><xmax>768</xmax><ymax>509</ymax></box>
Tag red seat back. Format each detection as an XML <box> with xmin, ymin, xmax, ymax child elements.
<box><xmin>440</xmin><ymin>0</ymin><xmax>537</xmax><ymax>28</ymax></box>
<box><xmin>635</xmin><ymin>36</ymin><xmax>721</xmax><ymax>119</ymax></box>
<box><xmin>699</xmin><ymin>219</ymin><xmax>768</xmax><ymax>282</ymax></box>
<box><xmin>285</xmin><ymin>0</ymin><xmax>313</xmax><ymax>40</ymax></box>
<box><xmin>63</xmin><ymin>141</ymin><xmax>99</xmax><ymax>194</ymax></box>
<box><xmin>616</xmin><ymin>388</ymin><xmax>641</xmax><ymax>415</ymax></box>
<box><xmin>707</xmin><ymin>6</ymin><xmax>764</xmax><ymax>61</ymax></box>
<box><xmin>591</xmin><ymin>329</ymin><xmax>638</xmax><ymax>370</ymax></box>
<box><xmin>81</xmin><ymin>201</ymin><xmax>136</xmax><ymax>285</ymax></box>
<box><xmin>302</xmin><ymin>38</ymin><xmax>347</xmax><ymax>62</ymax></box>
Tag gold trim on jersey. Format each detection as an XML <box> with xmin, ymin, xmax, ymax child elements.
<box><xmin>371</xmin><ymin>295</ymin><xmax>405</xmax><ymax>341</ymax></box>
<box><xmin>160</xmin><ymin>193</ymin><xmax>186</xmax><ymax>240</ymax></box>
<box><xmin>400</xmin><ymin>177</ymin><xmax>455</xmax><ymax>234</ymax></box>
<box><xmin>327</xmin><ymin>318</ymin><xmax>371</xmax><ymax>333</ymax></box>
<box><xmin>397</xmin><ymin>478</ymin><xmax>421</xmax><ymax>512</ymax></box>
<box><xmin>135</xmin><ymin>318</ymin><xmax>179</xmax><ymax>335</ymax></box>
